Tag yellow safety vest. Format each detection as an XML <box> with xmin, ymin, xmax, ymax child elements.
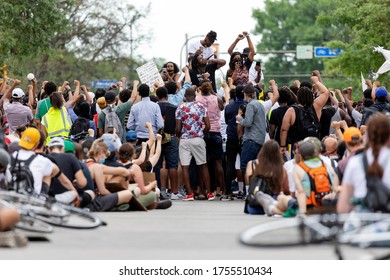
<box><xmin>42</xmin><ymin>106</ymin><xmax>71</xmax><ymax>144</ymax></box>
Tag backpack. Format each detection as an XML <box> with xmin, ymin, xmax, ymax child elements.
<box><xmin>361</xmin><ymin>103</ymin><xmax>390</xmax><ymax>126</ymax></box>
<box><xmin>362</xmin><ymin>152</ymin><xmax>390</xmax><ymax>212</ymax></box>
<box><xmin>10</xmin><ymin>152</ymin><xmax>37</xmax><ymax>194</ymax></box>
<box><xmin>69</xmin><ymin>117</ymin><xmax>90</xmax><ymax>141</ymax></box>
<box><xmin>290</xmin><ymin>105</ymin><xmax>321</xmax><ymax>143</ymax></box>
<box><xmin>298</xmin><ymin>160</ymin><xmax>332</xmax><ymax>207</ymax></box>
<box><xmin>102</xmin><ymin>104</ymin><xmax>123</xmax><ymax>140</ymax></box>
<box><xmin>244</xmin><ymin>176</ymin><xmax>272</xmax><ymax>212</ymax></box>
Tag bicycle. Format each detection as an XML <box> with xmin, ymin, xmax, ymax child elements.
<box><xmin>239</xmin><ymin>212</ymin><xmax>390</xmax><ymax>260</ymax></box>
<box><xmin>0</xmin><ymin>191</ymin><xmax>105</xmax><ymax>232</ymax></box>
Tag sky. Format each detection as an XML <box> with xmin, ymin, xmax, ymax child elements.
<box><xmin>128</xmin><ymin>0</ymin><xmax>265</xmax><ymax>70</ymax></box>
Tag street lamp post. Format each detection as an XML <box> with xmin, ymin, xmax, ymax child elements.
<box><xmin>180</xmin><ymin>34</ymin><xmax>204</xmax><ymax>68</ymax></box>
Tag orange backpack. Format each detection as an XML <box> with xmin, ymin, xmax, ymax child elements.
<box><xmin>298</xmin><ymin>161</ymin><xmax>332</xmax><ymax>207</ymax></box>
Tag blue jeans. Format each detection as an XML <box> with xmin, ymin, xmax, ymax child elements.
<box><xmin>240</xmin><ymin>140</ymin><xmax>262</xmax><ymax>175</ymax></box>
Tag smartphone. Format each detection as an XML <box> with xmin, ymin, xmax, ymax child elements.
<box><xmin>107</xmin><ymin>126</ymin><xmax>114</xmax><ymax>134</ymax></box>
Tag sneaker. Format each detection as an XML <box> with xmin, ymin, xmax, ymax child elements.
<box><xmin>182</xmin><ymin>193</ymin><xmax>195</xmax><ymax>201</ymax></box>
<box><xmin>236</xmin><ymin>191</ymin><xmax>245</xmax><ymax>200</ymax></box>
<box><xmin>178</xmin><ymin>187</ymin><xmax>187</xmax><ymax>197</ymax></box>
<box><xmin>255</xmin><ymin>191</ymin><xmax>276</xmax><ymax>216</ymax></box>
<box><xmin>220</xmin><ymin>194</ymin><xmax>234</xmax><ymax>201</ymax></box>
<box><xmin>156</xmin><ymin>200</ymin><xmax>172</xmax><ymax>209</ymax></box>
<box><xmin>170</xmin><ymin>193</ymin><xmax>182</xmax><ymax>200</ymax></box>
<box><xmin>160</xmin><ymin>189</ymin><xmax>170</xmax><ymax>200</ymax></box>
<box><xmin>207</xmin><ymin>192</ymin><xmax>216</xmax><ymax>201</ymax></box>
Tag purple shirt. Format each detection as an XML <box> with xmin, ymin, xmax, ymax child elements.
<box><xmin>4</xmin><ymin>101</ymin><xmax>33</xmax><ymax>132</ymax></box>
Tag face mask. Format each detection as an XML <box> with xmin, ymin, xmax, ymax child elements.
<box><xmin>98</xmin><ymin>156</ymin><xmax>106</xmax><ymax>164</ymax></box>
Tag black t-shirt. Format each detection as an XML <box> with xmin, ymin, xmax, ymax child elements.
<box><xmin>48</xmin><ymin>153</ymin><xmax>82</xmax><ymax>195</ymax></box>
<box><xmin>189</xmin><ymin>63</ymin><xmax>219</xmax><ymax>92</ymax></box>
<box><xmin>320</xmin><ymin>107</ymin><xmax>336</xmax><ymax>139</ymax></box>
<box><xmin>269</xmin><ymin>106</ymin><xmax>289</xmax><ymax>144</ymax></box>
<box><xmin>158</xmin><ymin>101</ymin><xmax>177</xmax><ymax>134</ymax></box>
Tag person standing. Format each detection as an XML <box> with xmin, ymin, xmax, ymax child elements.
<box><xmin>175</xmin><ymin>87</ymin><xmax>214</xmax><ymax>201</ymax></box>
<box><xmin>236</xmin><ymin>85</ymin><xmax>267</xmax><ymax>193</ymax></box>
<box><xmin>127</xmin><ymin>83</ymin><xmax>164</xmax><ymax>145</ymax></box>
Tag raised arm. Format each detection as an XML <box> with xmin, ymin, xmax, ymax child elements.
<box><xmin>227</xmin><ymin>33</ymin><xmax>245</xmax><ymax>55</ymax></box>
<box><xmin>129</xmin><ymin>80</ymin><xmax>139</xmax><ymax>104</ymax></box>
<box><xmin>312</xmin><ymin>72</ymin><xmax>330</xmax><ymax>117</ymax></box>
<box><xmin>81</xmin><ymin>84</ymin><xmax>92</xmax><ymax>105</ymax></box>
<box><xmin>243</xmin><ymin>31</ymin><xmax>255</xmax><ymax>62</ymax></box>
<box><xmin>269</xmin><ymin>80</ymin><xmax>280</xmax><ymax>106</ymax></box>
<box><xmin>148</xmin><ymin>134</ymin><xmax>162</xmax><ymax>167</ymax></box>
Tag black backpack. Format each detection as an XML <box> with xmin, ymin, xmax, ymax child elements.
<box><xmin>362</xmin><ymin>153</ymin><xmax>390</xmax><ymax>212</ymax></box>
<box><xmin>290</xmin><ymin>105</ymin><xmax>321</xmax><ymax>143</ymax></box>
<box><xmin>244</xmin><ymin>176</ymin><xmax>272</xmax><ymax>213</ymax></box>
<box><xmin>10</xmin><ymin>152</ymin><xmax>37</xmax><ymax>194</ymax></box>
<box><xmin>69</xmin><ymin>117</ymin><xmax>90</xmax><ymax>141</ymax></box>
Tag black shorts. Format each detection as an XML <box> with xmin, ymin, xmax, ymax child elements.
<box><xmin>204</xmin><ymin>132</ymin><xmax>223</xmax><ymax>161</ymax></box>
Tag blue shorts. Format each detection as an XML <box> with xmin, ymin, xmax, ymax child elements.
<box><xmin>158</xmin><ymin>136</ymin><xmax>178</xmax><ymax>169</ymax></box>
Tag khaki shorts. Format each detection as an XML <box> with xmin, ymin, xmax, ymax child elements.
<box><xmin>179</xmin><ymin>137</ymin><xmax>207</xmax><ymax>166</ymax></box>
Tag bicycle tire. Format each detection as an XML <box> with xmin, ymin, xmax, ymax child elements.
<box><xmin>15</xmin><ymin>216</ymin><xmax>54</xmax><ymax>234</ymax></box>
<box><xmin>0</xmin><ymin>191</ymin><xmax>68</xmax><ymax>219</ymax></box>
<box><xmin>240</xmin><ymin>216</ymin><xmax>333</xmax><ymax>247</ymax></box>
<box><xmin>40</xmin><ymin>204</ymin><xmax>104</xmax><ymax>229</ymax></box>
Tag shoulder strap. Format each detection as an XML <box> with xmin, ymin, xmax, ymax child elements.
<box><xmin>298</xmin><ymin>161</ymin><xmax>316</xmax><ymax>193</ymax></box>
<box><xmin>362</xmin><ymin>152</ymin><xmax>369</xmax><ymax>179</ymax></box>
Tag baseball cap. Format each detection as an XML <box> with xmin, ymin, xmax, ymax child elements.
<box><xmin>242</xmin><ymin>47</ymin><xmax>250</xmax><ymax>56</ymax></box>
<box><xmin>297</xmin><ymin>141</ymin><xmax>316</xmax><ymax>160</ymax></box>
<box><xmin>48</xmin><ymin>137</ymin><xmax>65</xmax><ymax>148</ymax></box>
<box><xmin>19</xmin><ymin>128</ymin><xmax>41</xmax><ymax>150</ymax></box>
<box><xmin>126</xmin><ymin>130</ymin><xmax>137</xmax><ymax>142</ymax></box>
<box><xmin>12</xmin><ymin>88</ymin><xmax>25</xmax><ymax>99</ymax></box>
<box><xmin>104</xmin><ymin>91</ymin><xmax>116</xmax><ymax>103</ymax></box>
<box><xmin>64</xmin><ymin>140</ymin><xmax>75</xmax><ymax>153</ymax></box>
<box><xmin>103</xmin><ymin>140</ymin><xmax>116</xmax><ymax>153</ymax></box>
<box><xmin>375</xmin><ymin>87</ymin><xmax>388</xmax><ymax>98</ymax></box>
<box><xmin>343</xmin><ymin>127</ymin><xmax>362</xmax><ymax>143</ymax></box>
<box><xmin>0</xmin><ymin>148</ymin><xmax>10</xmax><ymax>168</ymax></box>
<box><xmin>97</xmin><ymin>97</ymin><xmax>107</xmax><ymax>109</ymax></box>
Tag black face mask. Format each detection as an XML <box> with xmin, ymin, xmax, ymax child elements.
<box><xmin>167</xmin><ymin>69</ymin><xmax>174</xmax><ymax>73</ymax></box>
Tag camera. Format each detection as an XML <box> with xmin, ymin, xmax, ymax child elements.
<box><xmin>161</xmin><ymin>68</ymin><xmax>168</xmax><ymax>75</ymax></box>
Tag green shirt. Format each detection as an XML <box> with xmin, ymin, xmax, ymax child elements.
<box><xmin>35</xmin><ymin>98</ymin><xmax>52</xmax><ymax>120</ymax></box>
<box><xmin>97</xmin><ymin>100</ymin><xmax>133</xmax><ymax>142</ymax></box>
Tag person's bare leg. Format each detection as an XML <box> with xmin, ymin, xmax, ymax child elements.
<box><xmin>181</xmin><ymin>166</ymin><xmax>193</xmax><ymax>195</ymax></box>
<box><xmin>0</xmin><ymin>208</ymin><xmax>20</xmax><ymax>231</ymax></box>
<box><xmin>168</xmin><ymin>168</ymin><xmax>178</xmax><ymax>194</ymax></box>
<box><xmin>199</xmin><ymin>163</ymin><xmax>211</xmax><ymax>194</ymax></box>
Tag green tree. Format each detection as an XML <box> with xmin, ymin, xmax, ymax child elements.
<box><xmin>252</xmin><ymin>0</ymin><xmax>342</xmax><ymax>85</ymax></box>
<box><xmin>0</xmin><ymin>0</ymin><xmax>68</xmax><ymax>63</ymax></box>
<box><xmin>318</xmin><ymin>0</ymin><xmax>390</xmax><ymax>86</ymax></box>
<box><xmin>1</xmin><ymin>0</ymin><xmax>150</xmax><ymax>83</ymax></box>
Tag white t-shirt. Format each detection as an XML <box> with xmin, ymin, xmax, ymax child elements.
<box><xmin>188</xmin><ymin>41</ymin><xmax>214</xmax><ymax>59</ymax></box>
<box><xmin>352</xmin><ymin>109</ymin><xmax>362</xmax><ymax>128</ymax></box>
<box><xmin>343</xmin><ymin>147</ymin><xmax>390</xmax><ymax>199</ymax></box>
<box><xmin>12</xmin><ymin>149</ymin><xmax>55</xmax><ymax>194</ymax></box>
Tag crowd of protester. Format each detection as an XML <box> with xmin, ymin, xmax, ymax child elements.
<box><xmin>1</xmin><ymin>30</ymin><xmax>390</xmax><ymax>237</ymax></box>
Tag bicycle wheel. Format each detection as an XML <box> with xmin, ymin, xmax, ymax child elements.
<box><xmin>240</xmin><ymin>216</ymin><xmax>332</xmax><ymax>247</ymax></box>
<box><xmin>39</xmin><ymin>204</ymin><xmax>104</xmax><ymax>229</ymax></box>
<box><xmin>15</xmin><ymin>216</ymin><xmax>54</xmax><ymax>234</ymax></box>
<box><xmin>0</xmin><ymin>191</ymin><xmax>68</xmax><ymax>219</ymax></box>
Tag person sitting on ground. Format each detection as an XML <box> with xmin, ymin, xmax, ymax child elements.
<box><xmin>244</xmin><ymin>140</ymin><xmax>294</xmax><ymax>215</ymax></box>
<box><xmin>84</xmin><ymin>139</ymin><xmax>144</xmax><ymax>211</ymax></box>
<box><xmin>293</xmin><ymin>140</ymin><xmax>340</xmax><ymax>214</ymax></box>
<box><xmin>12</xmin><ymin>127</ymin><xmax>79</xmax><ymax>203</ymax></box>
<box><xmin>337</xmin><ymin>115</ymin><xmax>390</xmax><ymax>213</ymax></box>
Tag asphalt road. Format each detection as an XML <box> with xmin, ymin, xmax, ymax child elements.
<box><xmin>0</xmin><ymin>199</ymin><xmax>385</xmax><ymax>260</ymax></box>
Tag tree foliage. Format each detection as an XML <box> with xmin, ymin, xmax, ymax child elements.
<box><xmin>0</xmin><ymin>0</ymin><xmax>151</xmax><ymax>83</ymax></box>
<box><xmin>318</xmin><ymin>0</ymin><xmax>390</xmax><ymax>85</ymax></box>
<box><xmin>0</xmin><ymin>0</ymin><xmax>68</xmax><ymax>62</ymax></box>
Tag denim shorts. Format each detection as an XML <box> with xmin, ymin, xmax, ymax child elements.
<box><xmin>160</xmin><ymin>136</ymin><xmax>179</xmax><ymax>169</ymax></box>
